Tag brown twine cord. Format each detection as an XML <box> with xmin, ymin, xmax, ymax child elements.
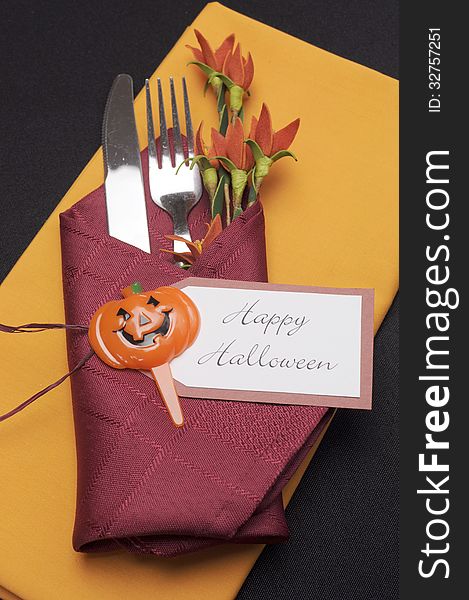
<box><xmin>0</xmin><ymin>322</ymin><xmax>88</xmax><ymax>333</ymax></box>
<box><xmin>0</xmin><ymin>322</ymin><xmax>92</xmax><ymax>423</ymax></box>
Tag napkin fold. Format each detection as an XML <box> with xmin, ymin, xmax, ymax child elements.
<box><xmin>60</xmin><ymin>148</ymin><xmax>329</xmax><ymax>556</ymax></box>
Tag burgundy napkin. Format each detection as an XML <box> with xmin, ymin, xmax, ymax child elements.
<box><xmin>60</xmin><ymin>148</ymin><xmax>330</xmax><ymax>556</ymax></box>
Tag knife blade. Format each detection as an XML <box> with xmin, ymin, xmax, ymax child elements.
<box><xmin>103</xmin><ymin>74</ymin><xmax>151</xmax><ymax>253</ymax></box>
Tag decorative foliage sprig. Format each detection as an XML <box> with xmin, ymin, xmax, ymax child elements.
<box><xmin>187</xmin><ymin>30</ymin><xmax>254</xmax><ymax>120</ymax></box>
<box><xmin>211</xmin><ymin>118</ymin><xmax>254</xmax><ymax>219</ymax></box>
<box><xmin>246</xmin><ymin>104</ymin><xmax>300</xmax><ymax>195</ymax></box>
<box><xmin>170</xmin><ymin>31</ymin><xmax>300</xmax><ymax>267</ymax></box>
<box><xmin>163</xmin><ymin>214</ymin><xmax>223</xmax><ymax>266</ymax></box>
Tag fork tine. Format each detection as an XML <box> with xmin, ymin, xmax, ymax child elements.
<box><xmin>145</xmin><ymin>79</ymin><xmax>158</xmax><ymax>165</ymax></box>
<box><xmin>182</xmin><ymin>77</ymin><xmax>194</xmax><ymax>158</ymax></box>
<box><xmin>169</xmin><ymin>76</ymin><xmax>184</xmax><ymax>164</ymax></box>
<box><xmin>157</xmin><ymin>78</ymin><xmax>171</xmax><ymax>168</ymax></box>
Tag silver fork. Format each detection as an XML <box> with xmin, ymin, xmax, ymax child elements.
<box><xmin>145</xmin><ymin>76</ymin><xmax>202</xmax><ymax>256</ymax></box>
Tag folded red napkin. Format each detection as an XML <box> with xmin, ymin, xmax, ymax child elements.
<box><xmin>60</xmin><ymin>149</ymin><xmax>330</xmax><ymax>556</ymax></box>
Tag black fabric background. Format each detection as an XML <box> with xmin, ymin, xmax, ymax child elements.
<box><xmin>1</xmin><ymin>1</ymin><xmax>398</xmax><ymax>598</ymax></box>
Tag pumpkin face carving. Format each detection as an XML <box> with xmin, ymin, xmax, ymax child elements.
<box><xmin>88</xmin><ymin>283</ymin><xmax>199</xmax><ymax>427</ymax></box>
<box><xmin>89</xmin><ymin>283</ymin><xmax>200</xmax><ymax>371</ymax></box>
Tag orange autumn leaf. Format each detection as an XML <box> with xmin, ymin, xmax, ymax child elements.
<box><xmin>186</xmin><ymin>30</ymin><xmax>235</xmax><ymax>72</ymax></box>
<box><xmin>162</xmin><ymin>214</ymin><xmax>223</xmax><ymax>265</ymax></box>
<box><xmin>195</xmin><ymin>122</ymin><xmax>219</xmax><ymax>169</ymax></box>
<box><xmin>211</xmin><ymin>118</ymin><xmax>254</xmax><ymax>171</ymax></box>
<box><xmin>222</xmin><ymin>43</ymin><xmax>254</xmax><ymax>90</ymax></box>
<box><xmin>188</xmin><ymin>31</ymin><xmax>254</xmax><ymax>92</ymax></box>
<box><xmin>249</xmin><ymin>104</ymin><xmax>300</xmax><ymax>157</ymax></box>
<box><xmin>187</xmin><ymin>30</ymin><xmax>254</xmax><ymax>118</ymax></box>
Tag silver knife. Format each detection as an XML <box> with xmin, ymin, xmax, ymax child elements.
<box><xmin>103</xmin><ymin>74</ymin><xmax>151</xmax><ymax>253</ymax></box>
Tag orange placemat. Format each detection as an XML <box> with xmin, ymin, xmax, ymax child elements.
<box><xmin>0</xmin><ymin>3</ymin><xmax>397</xmax><ymax>599</ymax></box>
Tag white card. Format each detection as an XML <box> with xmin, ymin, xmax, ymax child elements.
<box><xmin>168</xmin><ymin>278</ymin><xmax>374</xmax><ymax>410</ymax></box>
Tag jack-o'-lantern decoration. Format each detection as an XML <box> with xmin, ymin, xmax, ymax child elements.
<box><xmin>89</xmin><ymin>282</ymin><xmax>200</xmax><ymax>427</ymax></box>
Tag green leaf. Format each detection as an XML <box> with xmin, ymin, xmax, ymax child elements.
<box><xmin>176</xmin><ymin>155</ymin><xmax>214</xmax><ymax>174</ymax></box>
<box><xmin>238</xmin><ymin>105</ymin><xmax>244</xmax><ymax>123</ymax></box>
<box><xmin>211</xmin><ymin>170</ymin><xmax>229</xmax><ymax>218</ymax></box>
<box><xmin>175</xmin><ymin>156</ymin><xmax>193</xmax><ymax>174</ymax></box>
<box><xmin>219</xmin><ymin>105</ymin><xmax>229</xmax><ymax>135</ymax></box>
<box><xmin>195</xmin><ymin>156</ymin><xmax>213</xmax><ymax>171</ymax></box>
<box><xmin>247</xmin><ymin>183</ymin><xmax>258</xmax><ymax>206</ymax></box>
<box><xmin>245</xmin><ymin>139</ymin><xmax>265</xmax><ymax>162</ymax></box>
<box><xmin>217</xmin><ymin>84</ymin><xmax>227</xmax><ymax>113</ymax></box>
<box><xmin>250</xmin><ymin>165</ymin><xmax>258</xmax><ymax>193</ymax></box>
<box><xmin>250</xmin><ymin>165</ymin><xmax>266</xmax><ymax>194</ymax></box>
<box><xmin>203</xmin><ymin>79</ymin><xmax>210</xmax><ymax>96</ymax></box>
<box><xmin>217</xmin><ymin>73</ymin><xmax>235</xmax><ymax>89</ymax></box>
<box><xmin>187</xmin><ymin>61</ymin><xmax>218</xmax><ymax>79</ymax></box>
<box><xmin>131</xmin><ymin>282</ymin><xmax>143</xmax><ymax>294</ymax></box>
<box><xmin>212</xmin><ymin>155</ymin><xmax>237</xmax><ymax>172</ymax></box>
<box><xmin>270</xmin><ymin>149</ymin><xmax>298</xmax><ymax>163</ymax></box>
<box><xmin>232</xmin><ymin>205</ymin><xmax>243</xmax><ymax>219</ymax></box>
<box><xmin>218</xmin><ymin>164</ymin><xmax>230</xmax><ymax>180</ymax></box>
